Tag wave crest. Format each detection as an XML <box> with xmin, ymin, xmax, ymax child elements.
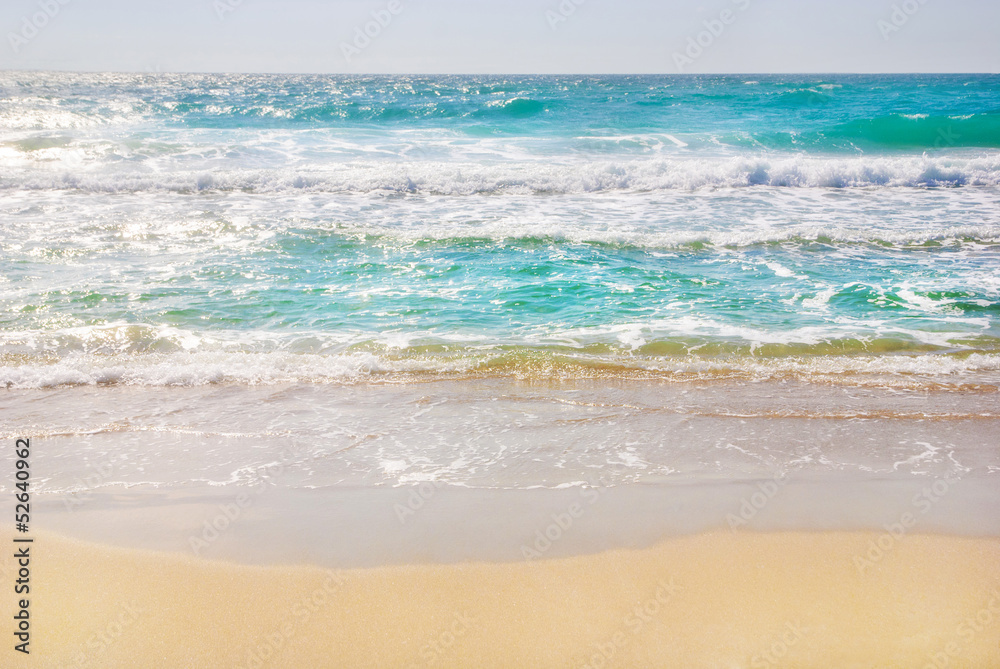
<box><xmin>4</xmin><ymin>347</ymin><xmax>1000</xmax><ymax>390</ymax></box>
<box><xmin>2</xmin><ymin>155</ymin><xmax>999</xmax><ymax>194</ymax></box>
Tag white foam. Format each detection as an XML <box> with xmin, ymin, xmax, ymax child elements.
<box><xmin>2</xmin><ymin>350</ymin><xmax>999</xmax><ymax>389</ymax></box>
<box><xmin>2</xmin><ymin>154</ymin><xmax>999</xmax><ymax>194</ymax></box>
<box><xmin>801</xmin><ymin>286</ymin><xmax>839</xmax><ymax>310</ymax></box>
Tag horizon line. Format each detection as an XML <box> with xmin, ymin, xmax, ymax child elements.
<box><xmin>2</xmin><ymin>69</ymin><xmax>999</xmax><ymax>76</ymax></box>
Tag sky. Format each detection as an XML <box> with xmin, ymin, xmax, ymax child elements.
<box><xmin>0</xmin><ymin>0</ymin><xmax>997</xmax><ymax>74</ymax></box>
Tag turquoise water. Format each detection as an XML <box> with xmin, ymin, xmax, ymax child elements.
<box><xmin>1</xmin><ymin>73</ymin><xmax>999</xmax><ymax>386</ymax></box>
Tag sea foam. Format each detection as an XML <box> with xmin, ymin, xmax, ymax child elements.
<box><xmin>2</xmin><ymin>154</ymin><xmax>999</xmax><ymax>193</ymax></box>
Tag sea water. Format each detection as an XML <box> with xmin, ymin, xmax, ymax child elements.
<box><xmin>2</xmin><ymin>73</ymin><xmax>999</xmax><ymax>386</ymax></box>
<box><xmin>1</xmin><ymin>72</ymin><xmax>998</xmax><ymax>506</ymax></box>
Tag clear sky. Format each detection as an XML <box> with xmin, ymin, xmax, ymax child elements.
<box><xmin>1</xmin><ymin>0</ymin><xmax>997</xmax><ymax>74</ymax></box>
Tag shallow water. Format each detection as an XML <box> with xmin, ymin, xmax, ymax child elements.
<box><xmin>3</xmin><ymin>379</ymin><xmax>997</xmax><ymax>494</ymax></box>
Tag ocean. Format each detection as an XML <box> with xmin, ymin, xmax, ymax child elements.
<box><xmin>2</xmin><ymin>73</ymin><xmax>999</xmax><ymax>387</ymax></box>
<box><xmin>4</xmin><ymin>71</ymin><xmax>1000</xmax><ymax>486</ymax></box>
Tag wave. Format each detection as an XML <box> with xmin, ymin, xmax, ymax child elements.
<box><xmin>3</xmin><ymin>334</ymin><xmax>1000</xmax><ymax>389</ymax></box>
<box><xmin>4</xmin><ymin>320</ymin><xmax>998</xmax><ymax>357</ymax></box>
<box><xmin>3</xmin><ymin>350</ymin><xmax>999</xmax><ymax>389</ymax></box>
<box><xmin>737</xmin><ymin>114</ymin><xmax>1000</xmax><ymax>151</ymax></box>
<box><xmin>471</xmin><ymin>97</ymin><xmax>552</xmax><ymax>119</ymax></box>
<box><xmin>821</xmin><ymin>113</ymin><xmax>1000</xmax><ymax>150</ymax></box>
<box><xmin>3</xmin><ymin>154</ymin><xmax>1000</xmax><ymax>194</ymax></box>
<box><xmin>311</xmin><ymin>222</ymin><xmax>1000</xmax><ymax>250</ymax></box>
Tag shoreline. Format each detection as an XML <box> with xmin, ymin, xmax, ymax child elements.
<box><xmin>27</xmin><ymin>478</ymin><xmax>1000</xmax><ymax>568</ymax></box>
<box><xmin>5</xmin><ymin>348</ymin><xmax>1000</xmax><ymax>392</ymax></box>
<box><xmin>2</xmin><ymin>528</ymin><xmax>998</xmax><ymax>668</ymax></box>
<box><xmin>4</xmin><ymin>378</ymin><xmax>999</xmax><ymax>494</ymax></box>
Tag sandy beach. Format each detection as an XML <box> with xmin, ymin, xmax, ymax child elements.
<box><xmin>1</xmin><ymin>528</ymin><xmax>998</xmax><ymax>669</ymax></box>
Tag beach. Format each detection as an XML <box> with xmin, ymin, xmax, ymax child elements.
<box><xmin>1</xmin><ymin>72</ymin><xmax>999</xmax><ymax>666</ymax></box>
<box><xmin>1</xmin><ymin>527</ymin><xmax>998</xmax><ymax>669</ymax></box>
<box><xmin>4</xmin><ymin>376</ymin><xmax>1000</xmax><ymax>667</ymax></box>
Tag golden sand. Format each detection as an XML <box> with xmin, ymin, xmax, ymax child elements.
<box><xmin>2</xmin><ymin>530</ymin><xmax>999</xmax><ymax>668</ymax></box>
